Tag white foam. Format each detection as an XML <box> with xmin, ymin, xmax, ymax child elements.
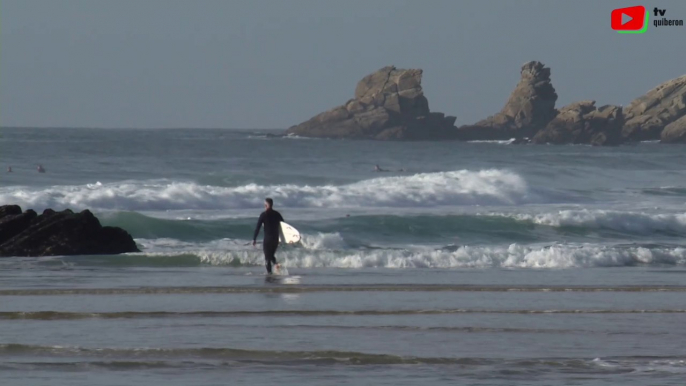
<box><xmin>0</xmin><ymin>169</ymin><xmax>535</xmax><ymax>211</ymax></box>
<box><xmin>284</xmin><ymin>133</ymin><xmax>315</xmax><ymax>140</ymax></box>
<box><xmin>299</xmin><ymin>232</ymin><xmax>348</xmax><ymax>250</ymax></box>
<box><xmin>593</xmin><ymin>357</ymin><xmax>686</xmax><ymax>374</ymax></box>
<box><xmin>136</xmin><ymin>237</ymin><xmax>248</xmax><ymax>251</ymax></box>
<box><xmin>466</xmin><ymin>138</ymin><xmax>516</xmax><ymax>144</ymax></box>
<box><xmin>506</xmin><ymin>210</ymin><xmax>686</xmax><ymax>234</ymax></box>
<box><xmin>134</xmin><ymin>238</ymin><xmax>686</xmax><ymax>269</ymax></box>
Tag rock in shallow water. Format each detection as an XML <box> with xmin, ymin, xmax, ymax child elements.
<box><xmin>0</xmin><ymin>205</ymin><xmax>139</xmax><ymax>257</ymax></box>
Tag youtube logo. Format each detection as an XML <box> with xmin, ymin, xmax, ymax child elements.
<box><xmin>612</xmin><ymin>6</ymin><xmax>649</xmax><ymax>33</ymax></box>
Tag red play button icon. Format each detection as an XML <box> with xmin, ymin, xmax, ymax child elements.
<box><xmin>611</xmin><ymin>6</ymin><xmax>646</xmax><ymax>31</ymax></box>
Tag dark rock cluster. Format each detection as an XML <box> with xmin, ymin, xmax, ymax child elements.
<box><xmin>0</xmin><ymin>205</ymin><xmax>139</xmax><ymax>257</ymax></box>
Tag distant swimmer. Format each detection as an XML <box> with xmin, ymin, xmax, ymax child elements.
<box><xmin>37</xmin><ymin>165</ymin><xmax>46</xmax><ymax>173</ymax></box>
<box><xmin>6</xmin><ymin>166</ymin><xmax>12</xmax><ymax>173</ymax></box>
<box><xmin>374</xmin><ymin>164</ymin><xmax>389</xmax><ymax>172</ymax></box>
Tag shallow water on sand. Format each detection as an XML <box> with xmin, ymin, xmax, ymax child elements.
<box><xmin>2</xmin><ymin>264</ymin><xmax>686</xmax><ymax>386</ymax></box>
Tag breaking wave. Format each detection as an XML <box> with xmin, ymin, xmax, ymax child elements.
<box><xmin>1</xmin><ymin>344</ymin><xmax>685</xmax><ymax>374</ymax></box>
<box><xmin>55</xmin><ymin>241</ymin><xmax>686</xmax><ymax>269</ymax></box>
<box><xmin>506</xmin><ymin>210</ymin><xmax>686</xmax><ymax>235</ymax></box>
<box><xmin>0</xmin><ymin>169</ymin><xmax>539</xmax><ymax>211</ymax></box>
<box><xmin>95</xmin><ymin>210</ymin><xmax>686</xmax><ymax>248</ymax></box>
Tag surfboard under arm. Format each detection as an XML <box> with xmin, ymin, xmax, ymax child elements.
<box><xmin>279</xmin><ymin>222</ymin><xmax>301</xmax><ymax>244</ymax></box>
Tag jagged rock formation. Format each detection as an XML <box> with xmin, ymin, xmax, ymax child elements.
<box><xmin>661</xmin><ymin>115</ymin><xmax>686</xmax><ymax>143</ymax></box>
<box><xmin>0</xmin><ymin>205</ymin><xmax>139</xmax><ymax>257</ymax></box>
<box><xmin>456</xmin><ymin>61</ymin><xmax>558</xmax><ymax>141</ymax></box>
<box><xmin>622</xmin><ymin>75</ymin><xmax>686</xmax><ymax>141</ymax></box>
<box><xmin>284</xmin><ymin>62</ymin><xmax>685</xmax><ymax>145</ymax></box>
<box><xmin>286</xmin><ymin>66</ymin><xmax>458</xmax><ymax>140</ymax></box>
<box><xmin>532</xmin><ymin>101</ymin><xmax>624</xmax><ymax>146</ymax></box>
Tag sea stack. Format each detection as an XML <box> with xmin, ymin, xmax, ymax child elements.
<box><xmin>285</xmin><ymin>66</ymin><xmax>458</xmax><ymax>140</ymax></box>
<box><xmin>456</xmin><ymin>61</ymin><xmax>558</xmax><ymax>141</ymax></box>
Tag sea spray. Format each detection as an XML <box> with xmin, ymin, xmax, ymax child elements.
<box><xmin>0</xmin><ymin>169</ymin><xmax>535</xmax><ymax>211</ymax></box>
<box><xmin>503</xmin><ymin>210</ymin><xmax>686</xmax><ymax>235</ymax></box>
<box><xmin>122</xmin><ymin>239</ymin><xmax>686</xmax><ymax>269</ymax></box>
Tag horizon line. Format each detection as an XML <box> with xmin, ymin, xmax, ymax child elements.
<box><xmin>0</xmin><ymin>126</ymin><xmax>286</xmax><ymax>131</ymax></box>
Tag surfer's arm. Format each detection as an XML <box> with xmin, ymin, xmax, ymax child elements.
<box><xmin>253</xmin><ymin>213</ymin><xmax>264</xmax><ymax>241</ymax></box>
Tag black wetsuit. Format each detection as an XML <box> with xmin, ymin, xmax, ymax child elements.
<box><xmin>253</xmin><ymin>209</ymin><xmax>284</xmax><ymax>273</ymax></box>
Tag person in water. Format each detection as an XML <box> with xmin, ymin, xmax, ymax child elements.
<box><xmin>37</xmin><ymin>165</ymin><xmax>46</xmax><ymax>173</ymax></box>
<box><xmin>375</xmin><ymin>164</ymin><xmax>404</xmax><ymax>172</ymax></box>
<box><xmin>253</xmin><ymin>197</ymin><xmax>284</xmax><ymax>274</ymax></box>
<box><xmin>6</xmin><ymin>166</ymin><xmax>12</xmax><ymax>173</ymax></box>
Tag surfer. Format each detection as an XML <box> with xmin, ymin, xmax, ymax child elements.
<box><xmin>6</xmin><ymin>166</ymin><xmax>12</xmax><ymax>173</ymax></box>
<box><xmin>374</xmin><ymin>164</ymin><xmax>389</xmax><ymax>172</ymax></box>
<box><xmin>37</xmin><ymin>165</ymin><xmax>46</xmax><ymax>173</ymax></box>
<box><xmin>253</xmin><ymin>197</ymin><xmax>284</xmax><ymax>274</ymax></box>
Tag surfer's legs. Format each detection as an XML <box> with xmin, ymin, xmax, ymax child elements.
<box><xmin>263</xmin><ymin>241</ymin><xmax>279</xmax><ymax>273</ymax></box>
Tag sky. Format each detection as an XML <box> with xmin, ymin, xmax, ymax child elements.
<box><xmin>2</xmin><ymin>0</ymin><xmax>685</xmax><ymax>129</ymax></box>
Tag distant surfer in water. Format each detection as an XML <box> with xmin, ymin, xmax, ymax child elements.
<box><xmin>375</xmin><ymin>164</ymin><xmax>404</xmax><ymax>172</ymax></box>
<box><xmin>6</xmin><ymin>166</ymin><xmax>12</xmax><ymax>173</ymax></box>
<box><xmin>253</xmin><ymin>197</ymin><xmax>284</xmax><ymax>274</ymax></box>
<box><xmin>37</xmin><ymin>165</ymin><xmax>46</xmax><ymax>173</ymax></box>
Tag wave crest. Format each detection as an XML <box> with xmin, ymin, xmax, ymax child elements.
<box><xmin>508</xmin><ymin>210</ymin><xmax>686</xmax><ymax>235</ymax></box>
<box><xmin>0</xmin><ymin>169</ymin><xmax>533</xmax><ymax>211</ymax></box>
<box><xmin>75</xmin><ymin>241</ymin><xmax>686</xmax><ymax>269</ymax></box>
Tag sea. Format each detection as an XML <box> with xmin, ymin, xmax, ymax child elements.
<box><xmin>1</xmin><ymin>127</ymin><xmax>685</xmax><ymax>386</ymax></box>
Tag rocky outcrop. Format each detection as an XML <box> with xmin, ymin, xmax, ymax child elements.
<box><xmin>285</xmin><ymin>66</ymin><xmax>458</xmax><ymax>140</ymax></box>
<box><xmin>285</xmin><ymin>62</ymin><xmax>685</xmax><ymax>145</ymax></box>
<box><xmin>0</xmin><ymin>206</ymin><xmax>139</xmax><ymax>257</ymax></box>
<box><xmin>532</xmin><ymin>101</ymin><xmax>624</xmax><ymax>146</ymax></box>
<box><xmin>457</xmin><ymin>61</ymin><xmax>558</xmax><ymax>141</ymax></box>
<box><xmin>622</xmin><ymin>75</ymin><xmax>686</xmax><ymax>141</ymax></box>
<box><xmin>0</xmin><ymin>207</ymin><xmax>37</xmax><ymax>245</ymax></box>
<box><xmin>661</xmin><ymin>115</ymin><xmax>686</xmax><ymax>143</ymax></box>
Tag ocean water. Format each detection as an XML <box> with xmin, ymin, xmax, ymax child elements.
<box><xmin>1</xmin><ymin>127</ymin><xmax>685</xmax><ymax>385</ymax></box>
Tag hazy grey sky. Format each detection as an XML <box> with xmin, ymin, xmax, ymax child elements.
<box><xmin>2</xmin><ymin>0</ymin><xmax>685</xmax><ymax>128</ymax></box>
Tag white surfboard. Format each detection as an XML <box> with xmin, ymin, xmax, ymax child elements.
<box><xmin>279</xmin><ymin>221</ymin><xmax>301</xmax><ymax>244</ymax></box>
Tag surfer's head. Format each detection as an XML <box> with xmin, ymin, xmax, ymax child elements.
<box><xmin>265</xmin><ymin>198</ymin><xmax>274</xmax><ymax>209</ymax></box>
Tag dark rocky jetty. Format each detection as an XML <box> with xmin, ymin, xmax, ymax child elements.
<box><xmin>0</xmin><ymin>205</ymin><xmax>139</xmax><ymax>257</ymax></box>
